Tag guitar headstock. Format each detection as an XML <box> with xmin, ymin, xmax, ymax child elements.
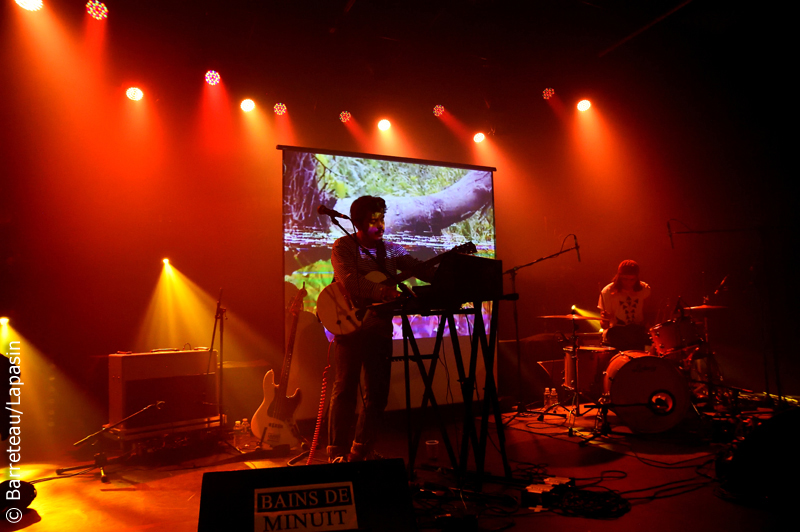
<box><xmin>451</xmin><ymin>242</ymin><xmax>477</xmax><ymax>255</ymax></box>
<box><xmin>288</xmin><ymin>283</ymin><xmax>307</xmax><ymax>316</ymax></box>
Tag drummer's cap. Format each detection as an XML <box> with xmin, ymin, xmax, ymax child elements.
<box><xmin>617</xmin><ymin>260</ymin><xmax>640</xmax><ymax>276</ymax></box>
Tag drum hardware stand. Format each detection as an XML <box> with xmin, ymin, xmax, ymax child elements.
<box><xmin>667</xmin><ymin>220</ymin><xmax>786</xmax><ymax>409</ymax></box>
<box><xmin>504</xmin><ymin>237</ymin><xmax>580</xmax><ymax>411</ymax></box>
<box><xmin>578</xmin><ymin>395</ymin><xmax>616</xmax><ymax>445</ymax></box>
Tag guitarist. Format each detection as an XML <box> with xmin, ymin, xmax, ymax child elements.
<box><xmin>328</xmin><ymin>195</ymin><xmax>436</xmax><ymax>463</ymax></box>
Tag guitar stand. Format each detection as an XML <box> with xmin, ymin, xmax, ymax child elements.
<box><xmin>247</xmin><ymin>427</ymin><xmax>308</xmax><ymax>464</ymax></box>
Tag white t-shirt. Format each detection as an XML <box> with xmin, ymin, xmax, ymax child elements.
<box><xmin>598</xmin><ymin>281</ymin><xmax>651</xmax><ymax>327</ymax></box>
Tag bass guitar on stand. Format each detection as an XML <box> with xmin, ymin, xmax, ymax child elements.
<box><xmin>251</xmin><ymin>284</ymin><xmax>307</xmax><ymax>451</ymax></box>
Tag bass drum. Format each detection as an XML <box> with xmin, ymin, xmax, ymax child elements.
<box><xmin>603</xmin><ymin>351</ymin><xmax>690</xmax><ymax>433</ymax></box>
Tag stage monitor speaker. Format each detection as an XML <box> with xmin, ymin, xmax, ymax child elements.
<box><xmin>197</xmin><ymin>458</ymin><xmax>416</xmax><ymax>532</ymax></box>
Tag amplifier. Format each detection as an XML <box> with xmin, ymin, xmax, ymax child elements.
<box><xmin>108</xmin><ymin>350</ymin><xmax>221</xmax><ymax>439</ymax></box>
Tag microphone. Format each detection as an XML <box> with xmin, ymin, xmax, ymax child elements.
<box><xmin>573</xmin><ymin>235</ymin><xmax>581</xmax><ymax>262</ymax></box>
<box><xmin>667</xmin><ymin>221</ymin><xmax>674</xmax><ymax>249</ymax></box>
<box><xmin>317</xmin><ymin>205</ymin><xmax>350</xmax><ymax>220</ymax></box>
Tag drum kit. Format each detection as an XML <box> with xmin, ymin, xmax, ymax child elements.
<box><xmin>537</xmin><ymin>302</ymin><xmax>726</xmax><ymax>435</ymax></box>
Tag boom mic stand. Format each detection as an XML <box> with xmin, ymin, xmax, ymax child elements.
<box><xmin>503</xmin><ymin>237</ymin><xmax>581</xmax><ymax>413</ymax></box>
<box><xmin>57</xmin><ymin>401</ymin><xmax>166</xmax><ymax>482</ymax></box>
<box><xmin>209</xmin><ymin>289</ymin><xmax>227</xmax><ymax>431</ymax></box>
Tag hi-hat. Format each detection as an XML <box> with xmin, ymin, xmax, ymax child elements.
<box><xmin>686</xmin><ymin>305</ymin><xmax>727</xmax><ymax>311</ymax></box>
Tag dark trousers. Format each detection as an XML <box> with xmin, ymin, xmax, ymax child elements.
<box><xmin>328</xmin><ymin>330</ymin><xmax>392</xmax><ymax>458</ymax></box>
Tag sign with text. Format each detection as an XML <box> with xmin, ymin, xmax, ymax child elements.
<box><xmin>253</xmin><ymin>482</ymin><xmax>358</xmax><ymax>532</ymax></box>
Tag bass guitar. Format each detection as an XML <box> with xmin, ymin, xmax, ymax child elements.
<box><xmin>316</xmin><ymin>242</ymin><xmax>476</xmax><ymax>336</ymax></box>
<box><xmin>251</xmin><ymin>284</ymin><xmax>307</xmax><ymax>450</ymax></box>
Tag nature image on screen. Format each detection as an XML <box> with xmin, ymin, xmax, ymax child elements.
<box><xmin>282</xmin><ymin>148</ymin><xmax>496</xmax><ymax>339</ymax></box>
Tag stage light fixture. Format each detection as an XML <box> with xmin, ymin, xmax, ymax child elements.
<box><xmin>543</xmin><ymin>88</ymin><xmax>555</xmax><ymax>100</ymax></box>
<box><xmin>378</xmin><ymin>119</ymin><xmax>391</xmax><ymax>131</ymax></box>
<box><xmin>16</xmin><ymin>0</ymin><xmax>43</xmax><ymax>10</ymax></box>
<box><xmin>205</xmin><ymin>71</ymin><xmax>221</xmax><ymax>86</ymax></box>
<box><xmin>163</xmin><ymin>259</ymin><xmax>169</xmax><ymax>265</ymax></box>
<box><xmin>339</xmin><ymin>111</ymin><xmax>352</xmax><ymax>123</ymax></box>
<box><xmin>433</xmin><ymin>105</ymin><xmax>444</xmax><ymax>117</ymax></box>
<box><xmin>577</xmin><ymin>99</ymin><xmax>591</xmax><ymax>111</ymax></box>
<box><xmin>473</xmin><ymin>132</ymin><xmax>485</xmax><ymax>143</ymax></box>
<box><xmin>240</xmin><ymin>99</ymin><xmax>255</xmax><ymax>112</ymax></box>
<box><xmin>274</xmin><ymin>103</ymin><xmax>287</xmax><ymax>115</ymax></box>
<box><xmin>0</xmin><ymin>318</ymin><xmax>8</xmax><ymax>326</ymax></box>
<box><xmin>86</xmin><ymin>1</ymin><xmax>108</xmax><ymax>20</ymax></box>
<box><xmin>126</xmin><ymin>87</ymin><xmax>143</xmax><ymax>101</ymax></box>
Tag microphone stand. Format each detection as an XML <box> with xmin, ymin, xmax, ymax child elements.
<box><xmin>56</xmin><ymin>401</ymin><xmax>166</xmax><ymax>482</ymax></box>
<box><xmin>503</xmin><ymin>243</ymin><xmax>580</xmax><ymax>413</ymax></box>
<box><xmin>208</xmin><ymin>289</ymin><xmax>227</xmax><ymax>431</ymax></box>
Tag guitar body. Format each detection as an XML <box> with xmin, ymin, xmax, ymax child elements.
<box><xmin>251</xmin><ymin>369</ymin><xmax>303</xmax><ymax>450</ymax></box>
<box><xmin>316</xmin><ymin>272</ymin><xmax>386</xmax><ymax>336</ymax></box>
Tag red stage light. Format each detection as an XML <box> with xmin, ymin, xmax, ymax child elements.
<box><xmin>473</xmin><ymin>132</ymin><xmax>485</xmax><ymax>143</ymax></box>
<box><xmin>339</xmin><ymin>111</ymin><xmax>352</xmax><ymax>123</ymax></box>
<box><xmin>240</xmin><ymin>99</ymin><xmax>255</xmax><ymax>112</ymax></box>
<box><xmin>205</xmin><ymin>71</ymin><xmax>221</xmax><ymax>86</ymax></box>
<box><xmin>16</xmin><ymin>0</ymin><xmax>43</xmax><ymax>10</ymax></box>
<box><xmin>126</xmin><ymin>87</ymin><xmax>143</xmax><ymax>101</ymax></box>
<box><xmin>577</xmin><ymin>99</ymin><xmax>591</xmax><ymax>111</ymax></box>
<box><xmin>433</xmin><ymin>105</ymin><xmax>444</xmax><ymax>117</ymax></box>
<box><xmin>378</xmin><ymin>119</ymin><xmax>391</xmax><ymax>131</ymax></box>
<box><xmin>86</xmin><ymin>1</ymin><xmax>108</xmax><ymax>20</ymax></box>
<box><xmin>543</xmin><ymin>88</ymin><xmax>555</xmax><ymax>100</ymax></box>
<box><xmin>274</xmin><ymin>103</ymin><xmax>287</xmax><ymax>115</ymax></box>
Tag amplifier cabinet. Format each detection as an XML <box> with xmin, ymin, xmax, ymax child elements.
<box><xmin>108</xmin><ymin>350</ymin><xmax>220</xmax><ymax>438</ymax></box>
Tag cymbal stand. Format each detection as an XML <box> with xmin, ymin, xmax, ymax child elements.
<box><xmin>536</xmin><ymin>314</ymin><xmax>594</xmax><ymax>425</ymax></box>
<box><xmin>667</xmin><ymin>220</ymin><xmax>785</xmax><ymax>409</ymax></box>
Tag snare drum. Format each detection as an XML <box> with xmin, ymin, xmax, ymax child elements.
<box><xmin>649</xmin><ymin>318</ymin><xmax>703</xmax><ymax>357</ymax></box>
<box><xmin>603</xmin><ymin>351</ymin><xmax>690</xmax><ymax>433</ymax></box>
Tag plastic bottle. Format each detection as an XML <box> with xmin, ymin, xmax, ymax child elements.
<box><xmin>241</xmin><ymin>418</ymin><xmax>251</xmax><ymax>448</ymax></box>
<box><xmin>544</xmin><ymin>388</ymin><xmax>551</xmax><ymax>407</ymax></box>
<box><xmin>233</xmin><ymin>420</ymin><xmax>243</xmax><ymax>448</ymax></box>
<box><xmin>550</xmin><ymin>388</ymin><xmax>558</xmax><ymax>406</ymax></box>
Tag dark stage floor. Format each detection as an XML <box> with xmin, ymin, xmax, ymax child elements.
<box><xmin>5</xmin><ymin>402</ymin><xmax>786</xmax><ymax>532</ymax></box>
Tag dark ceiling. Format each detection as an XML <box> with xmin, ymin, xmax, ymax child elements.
<box><xmin>36</xmin><ymin>0</ymin><xmax>776</xmax><ymax>133</ymax></box>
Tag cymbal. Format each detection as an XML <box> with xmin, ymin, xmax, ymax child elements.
<box><xmin>536</xmin><ymin>314</ymin><xmax>603</xmax><ymax>321</ymax></box>
<box><xmin>686</xmin><ymin>305</ymin><xmax>727</xmax><ymax>311</ymax></box>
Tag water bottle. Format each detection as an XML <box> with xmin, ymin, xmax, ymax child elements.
<box><xmin>233</xmin><ymin>420</ymin><xmax>243</xmax><ymax>448</ymax></box>
<box><xmin>544</xmin><ymin>388</ymin><xmax>551</xmax><ymax>407</ymax></box>
<box><xmin>241</xmin><ymin>418</ymin><xmax>251</xmax><ymax>448</ymax></box>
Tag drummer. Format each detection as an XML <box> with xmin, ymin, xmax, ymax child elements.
<box><xmin>598</xmin><ymin>260</ymin><xmax>653</xmax><ymax>351</ymax></box>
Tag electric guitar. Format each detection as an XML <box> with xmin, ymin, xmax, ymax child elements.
<box><xmin>251</xmin><ymin>285</ymin><xmax>306</xmax><ymax>450</ymax></box>
<box><xmin>316</xmin><ymin>242</ymin><xmax>477</xmax><ymax>336</ymax></box>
